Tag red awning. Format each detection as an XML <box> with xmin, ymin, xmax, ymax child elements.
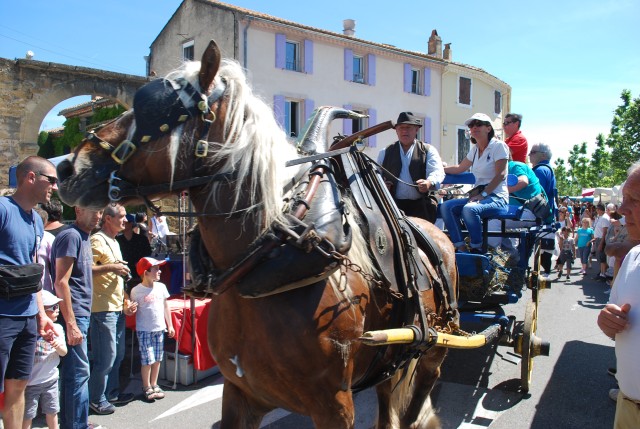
<box><xmin>582</xmin><ymin>188</ymin><xmax>595</xmax><ymax>197</ymax></box>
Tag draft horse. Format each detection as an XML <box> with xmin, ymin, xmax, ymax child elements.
<box><xmin>56</xmin><ymin>40</ymin><xmax>459</xmax><ymax>428</ymax></box>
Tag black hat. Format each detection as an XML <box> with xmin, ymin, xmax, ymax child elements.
<box><xmin>395</xmin><ymin>112</ymin><xmax>422</xmax><ymax>128</ymax></box>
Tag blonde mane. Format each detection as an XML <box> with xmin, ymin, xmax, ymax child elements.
<box><xmin>165</xmin><ymin>58</ymin><xmax>376</xmax><ymax>281</ymax></box>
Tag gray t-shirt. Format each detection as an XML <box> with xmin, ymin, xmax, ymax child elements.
<box><xmin>50</xmin><ymin>225</ymin><xmax>93</xmax><ymax>317</ymax></box>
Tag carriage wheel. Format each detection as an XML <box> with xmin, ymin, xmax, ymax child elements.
<box><xmin>520</xmin><ymin>301</ymin><xmax>537</xmax><ymax>392</ymax></box>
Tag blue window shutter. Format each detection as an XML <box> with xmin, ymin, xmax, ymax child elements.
<box><xmin>367</xmin><ymin>54</ymin><xmax>376</xmax><ymax>86</ymax></box>
<box><xmin>273</xmin><ymin>95</ymin><xmax>286</xmax><ymax>128</ymax></box>
<box><xmin>304</xmin><ymin>99</ymin><xmax>315</xmax><ymax>122</ymax></box>
<box><xmin>343</xmin><ymin>104</ymin><xmax>352</xmax><ymax>134</ymax></box>
<box><xmin>275</xmin><ymin>34</ymin><xmax>286</xmax><ymax>69</ymax></box>
<box><xmin>403</xmin><ymin>63</ymin><xmax>412</xmax><ymax>93</ymax></box>
<box><xmin>423</xmin><ymin>67</ymin><xmax>431</xmax><ymax>96</ymax></box>
<box><xmin>423</xmin><ymin>116</ymin><xmax>432</xmax><ymax>144</ymax></box>
<box><xmin>368</xmin><ymin>108</ymin><xmax>377</xmax><ymax>148</ymax></box>
<box><xmin>304</xmin><ymin>40</ymin><xmax>313</xmax><ymax>74</ymax></box>
<box><xmin>344</xmin><ymin>49</ymin><xmax>353</xmax><ymax>81</ymax></box>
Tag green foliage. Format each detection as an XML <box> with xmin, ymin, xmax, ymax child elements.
<box><xmin>555</xmin><ymin>90</ymin><xmax>639</xmax><ymax>196</ymax></box>
<box><xmin>37</xmin><ymin>131</ymin><xmax>56</xmax><ymax>159</ymax></box>
<box><xmin>56</xmin><ymin>117</ymin><xmax>84</xmax><ymax>155</ymax></box>
<box><xmin>90</xmin><ymin>105</ymin><xmax>126</xmax><ymax>126</ymax></box>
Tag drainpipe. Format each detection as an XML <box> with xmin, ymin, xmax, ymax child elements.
<box><xmin>242</xmin><ymin>16</ymin><xmax>253</xmax><ymax>69</ymax></box>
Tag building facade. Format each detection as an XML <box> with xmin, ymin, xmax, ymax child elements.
<box><xmin>148</xmin><ymin>0</ymin><xmax>511</xmax><ymax>164</ymax></box>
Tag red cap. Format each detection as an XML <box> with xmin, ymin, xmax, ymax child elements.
<box><xmin>136</xmin><ymin>257</ymin><xmax>167</xmax><ymax>277</ymax></box>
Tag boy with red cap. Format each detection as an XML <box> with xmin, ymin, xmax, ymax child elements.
<box><xmin>130</xmin><ymin>257</ymin><xmax>175</xmax><ymax>401</ymax></box>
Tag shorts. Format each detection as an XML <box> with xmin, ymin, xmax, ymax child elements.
<box><xmin>0</xmin><ymin>315</ymin><xmax>37</xmax><ymax>392</ymax></box>
<box><xmin>595</xmin><ymin>238</ymin><xmax>607</xmax><ymax>263</ymax></box>
<box><xmin>24</xmin><ymin>378</ymin><xmax>60</xmax><ymax>419</ymax></box>
<box><xmin>557</xmin><ymin>250</ymin><xmax>574</xmax><ymax>266</ymax></box>
<box><xmin>137</xmin><ymin>330</ymin><xmax>165</xmax><ymax>366</ymax></box>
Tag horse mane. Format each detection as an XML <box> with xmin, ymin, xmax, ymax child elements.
<box><xmin>165</xmin><ymin>59</ymin><xmax>376</xmax><ymax>284</ymax></box>
<box><xmin>166</xmin><ymin>59</ymin><xmax>298</xmax><ymax>226</ymax></box>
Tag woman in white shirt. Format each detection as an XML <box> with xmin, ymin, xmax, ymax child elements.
<box><xmin>440</xmin><ymin>113</ymin><xmax>509</xmax><ymax>253</ymax></box>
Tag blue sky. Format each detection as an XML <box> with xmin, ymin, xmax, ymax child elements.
<box><xmin>2</xmin><ymin>0</ymin><xmax>639</xmax><ymax>163</ymax></box>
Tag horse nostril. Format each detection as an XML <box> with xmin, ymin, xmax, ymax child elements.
<box><xmin>56</xmin><ymin>160</ymin><xmax>74</xmax><ymax>182</ymax></box>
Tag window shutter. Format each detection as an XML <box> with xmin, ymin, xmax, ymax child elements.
<box><xmin>368</xmin><ymin>108</ymin><xmax>377</xmax><ymax>147</ymax></box>
<box><xmin>275</xmin><ymin>34</ymin><xmax>286</xmax><ymax>69</ymax></box>
<box><xmin>367</xmin><ymin>54</ymin><xmax>376</xmax><ymax>86</ymax></box>
<box><xmin>343</xmin><ymin>104</ymin><xmax>353</xmax><ymax>134</ymax></box>
<box><xmin>273</xmin><ymin>95</ymin><xmax>286</xmax><ymax>128</ymax></box>
<box><xmin>304</xmin><ymin>40</ymin><xmax>313</xmax><ymax>74</ymax></box>
<box><xmin>344</xmin><ymin>49</ymin><xmax>353</xmax><ymax>81</ymax></box>
<box><xmin>423</xmin><ymin>116</ymin><xmax>432</xmax><ymax>144</ymax></box>
<box><xmin>423</xmin><ymin>67</ymin><xmax>431</xmax><ymax>96</ymax></box>
<box><xmin>403</xmin><ymin>63</ymin><xmax>412</xmax><ymax>93</ymax></box>
<box><xmin>304</xmin><ymin>99</ymin><xmax>315</xmax><ymax>122</ymax></box>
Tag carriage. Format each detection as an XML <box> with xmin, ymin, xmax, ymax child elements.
<box><xmin>55</xmin><ymin>40</ymin><xmax>552</xmax><ymax>428</ymax></box>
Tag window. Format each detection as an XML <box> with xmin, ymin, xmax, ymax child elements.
<box><xmin>458</xmin><ymin>76</ymin><xmax>472</xmax><ymax>105</ymax></box>
<box><xmin>457</xmin><ymin>127</ymin><xmax>471</xmax><ymax>164</ymax></box>
<box><xmin>285</xmin><ymin>100</ymin><xmax>300</xmax><ymax>138</ymax></box>
<box><xmin>494</xmin><ymin>90</ymin><xmax>502</xmax><ymax>114</ymax></box>
<box><xmin>182</xmin><ymin>40</ymin><xmax>194</xmax><ymax>62</ymax></box>
<box><xmin>344</xmin><ymin>50</ymin><xmax>375</xmax><ymax>85</ymax></box>
<box><xmin>411</xmin><ymin>68</ymin><xmax>421</xmax><ymax>94</ymax></box>
<box><xmin>353</xmin><ymin>55</ymin><xmax>365</xmax><ymax>83</ymax></box>
<box><xmin>276</xmin><ymin>35</ymin><xmax>313</xmax><ymax>73</ymax></box>
<box><xmin>285</xmin><ymin>41</ymin><xmax>300</xmax><ymax>71</ymax></box>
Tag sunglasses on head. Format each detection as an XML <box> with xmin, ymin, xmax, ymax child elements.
<box><xmin>45</xmin><ymin>304</ymin><xmax>59</xmax><ymax>311</ymax></box>
<box><xmin>468</xmin><ymin>120</ymin><xmax>487</xmax><ymax>128</ymax></box>
<box><xmin>36</xmin><ymin>172</ymin><xmax>58</xmax><ymax>185</ymax></box>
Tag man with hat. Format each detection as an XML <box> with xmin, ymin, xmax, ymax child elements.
<box><xmin>377</xmin><ymin>112</ymin><xmax>445</xmax><ymax>223</ymax></box>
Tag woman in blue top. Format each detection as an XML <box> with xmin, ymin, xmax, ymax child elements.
<box><xmin>441</xmin><ymin>113</ymin><xmax>509</xmax><ymax>253</ymax></box>
<box><xmin>575</xmin><ymin>217</ymin><xmax>594</xmax><ymax>274</ymax></box>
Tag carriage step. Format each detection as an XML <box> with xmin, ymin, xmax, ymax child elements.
<box><xmin>359</xmin><ymin>324</ymin><xmax>501</xmax><ymax>349</ymax></box>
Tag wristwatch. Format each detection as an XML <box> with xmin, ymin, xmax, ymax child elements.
<box><xmin>481</xmin><ymin>191</ymin><xmax>488</xmax><ymax>198</ymax></box>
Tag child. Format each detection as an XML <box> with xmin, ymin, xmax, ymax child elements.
<box><xmin>130</xmin><ymin>257</ymin><xmax>175</xmax><ymax>401</ymax></box>
<box><xmin>575</xmin><ymin>218</ymin><xmax>594</xmax><ymax>275</ymax></box>
<box><xmin>23</xmin><ymin>290</ymin><xmax>67</xmax><ymax>429</ymax></box>
<box><xmin>555</xmin><ymin>227</ymin><xmax>576</xmax><ymax>282</ymax></box>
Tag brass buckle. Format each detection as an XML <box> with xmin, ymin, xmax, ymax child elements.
<box><xmin>195</xmin><ymin>140</ymin><xmax>208</xmax><ymax>157</ymax></box>
<box><xmin>111</xmin><ymin>140</ymin><xmax>137</xmax><ymax>165</ymax></box>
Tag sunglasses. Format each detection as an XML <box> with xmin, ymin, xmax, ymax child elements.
<box><xmin>503</xmin><ymin>120</ymin><xmax>516</xmax><ymax>126</ymax></box>
<box><xmin>468</xmin><ymin>120</ymin><xmax>487</xmax><ymax>128</ymax></box>
<box><xmin>45</xmin><ymin>304</ymin><xmax>59</xmax><ymax>311</ymax></box>
<box><xmin>37</xmin><ymin>172</ymin><xmax>58</xmax><ymax>185</ymax></box>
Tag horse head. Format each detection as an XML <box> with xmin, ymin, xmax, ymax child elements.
<box><xmin>57</xmin><ymin>40</ymin><xmax>228</xmax><ymax>210</ymax></box>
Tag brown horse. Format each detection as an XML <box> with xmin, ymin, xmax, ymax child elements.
<box><xmin>56</xmin><ymin>40</ymin><xmax>458</xmax><ymax>429</ymax></box>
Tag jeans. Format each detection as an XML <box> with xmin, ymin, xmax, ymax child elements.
<box><xmin>88</xmin><ymin>311</ymin><xmax>125</xmax><ymax>404</ymax></box>
<box><xmin>441</xmin><ymin>195</ymin><xmax>508</xmax><ymax>249</ymax></box>
<box><xmin>59</xmin><ymin>316</ymin><xmax>90</xmax><ymax>429</ymax></box>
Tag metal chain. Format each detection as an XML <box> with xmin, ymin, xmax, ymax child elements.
<box><xmin>427</xmin><ymin>312</ymin><xmax>473</xmax><ymax>337</ymax></box>
<box><xmin>329</xmin><ymin>250</ymin><xmax>385</xmax><ymax>287</ymax></box>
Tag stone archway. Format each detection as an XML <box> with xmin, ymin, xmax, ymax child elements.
<box><xmin>0</xmin><ymin>57</ymin><xmax>148</xmax><ymax>187</ymax></box>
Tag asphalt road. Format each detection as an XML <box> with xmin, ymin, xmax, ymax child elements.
<box><xmin>28</xmin><ymin>265</ymin><xmax>618</xmax><ymax>429</ymax></box>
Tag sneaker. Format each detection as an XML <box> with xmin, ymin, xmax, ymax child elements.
<box><xmin>580</xmin><ymin>269</ymin><xmax>586</xmax><ymax>275</ymax></box>
<box><xmin>565</xmin><ymin>276</ymin><xmax>570</xmax><ymax>282</ymax></box>
<box><xmin>90</xmin><ymin>400</ymin><xmax>116</xmax><ymax>415</ymax></box>
<box><xmin>108</xmin><ymin>392</ymin><xmax>135</xmax><ymax>405</ymax></box>
<box><xmin>609</xmin><ymin>388</ymin><xmax>619</xmax><ymax>402</ymax></box>
<box><xmin>608</xmin><ymin>367</ymin><xmax>617</xmax><ymax>377</ymax></box>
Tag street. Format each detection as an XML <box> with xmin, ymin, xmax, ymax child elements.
<box><xmin>29</xmin><ymin>266</ymin><xmax>617</xmax><ymax>429</ymax></box>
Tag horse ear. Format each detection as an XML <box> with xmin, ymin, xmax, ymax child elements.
<box><xmin>199</xmin><ymin>40</ymin><xmax>221</xmax><ymax>93</ymax></box>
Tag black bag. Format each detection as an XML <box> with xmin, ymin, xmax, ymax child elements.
<box><xmin>422</xmin><ymin>195</ymin><xmax>439</xmax><ymax>223</ymax></box>
<box><xmin>524</xmin><ymin>193</ymin><xmax>551</xmax><ymax>220</ymax></box>
<box><xmin>0</xmin><ymin>263</ymin><xmax>44</xmax><ymax>299</ymax></box>
<box><xmin>468</xmin><ymin>184</ymin><xmax>487</xmax><ymax>199</ymax></box>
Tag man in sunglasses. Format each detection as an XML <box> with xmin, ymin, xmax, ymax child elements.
<box><xmin>503</xmin><ymin>113</ymin><xmax>528</xmax><ymax>163</ymax></box>
<box><xmin>0</xmin><ymin>156</ymin><xmax>57</xmax><ymax>429</ymax></box>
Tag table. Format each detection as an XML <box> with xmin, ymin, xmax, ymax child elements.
<box><xmin>126</xmin><ymin>297</ymin><xmax>216</xmax><ymax>371</ymax></box>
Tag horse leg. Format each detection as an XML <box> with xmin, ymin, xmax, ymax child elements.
<box><xmin>375</xmin><ymin>347</ymin><xmax>447</xmax><ymax>429</ymax></box>
<box><xmin>219</xmin><ymin>380</ymin><xmax>269</xmax><ymax>429</ymax></box>
<box><xmin>309</xmin><ymin>390</ymin><xmax>356</xmax><ymax>429</ymax></box>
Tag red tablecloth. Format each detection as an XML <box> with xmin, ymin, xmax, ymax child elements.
<box><xmin>126</xmin><ymin>297</ymin><xmax>216</xmax><ymax>371</ymax></box>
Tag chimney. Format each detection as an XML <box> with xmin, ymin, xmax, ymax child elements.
<box><xmin>428</xmin><ymin>30</ymin><xmax>442</xmax><ymax>59</ymax></box>
<box><xmin>343</xmin><ymin>19</ymin><xmax>356</xmax><ymax>36</ymax></box>
<box><xmin>443</xmin><ymin>43</ymin><xmax>452</xmax><ymax>61</ymax></box>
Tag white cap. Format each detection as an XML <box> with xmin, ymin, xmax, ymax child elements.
<box><xmin>464</xmin><ymin>113</ymin><xmax>492</xmax><ymax>126</ymax></box>
<box><xmin>42</xmin><ymin>290</ymin><xmax>62</xmax><ymax>307</ymax></box>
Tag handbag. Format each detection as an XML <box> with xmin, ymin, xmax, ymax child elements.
<box><xmin>524</xmin><ymin>192</ymin><xmax>551</xmax><ymax>220</ymax></box>
<box><xmin>0</xmin><ymin>263</ymin><xmax>44</xmax><ymax>299</ymax></box>
<box><xmin>468</xmin><ymin>184</ymin><xmax>486</xmax><ymax>199</ymax></box>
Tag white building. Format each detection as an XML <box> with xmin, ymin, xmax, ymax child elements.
<box><xmin>148</xmin><ymin>0</ymin><xmax>511</xmax><ymax>163</ymax></box>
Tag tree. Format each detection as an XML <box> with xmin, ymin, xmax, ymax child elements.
<box><xmin>607</xmin><ymin>90</ymin><xmax>640</xmax><ymax>183</ymax></box>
